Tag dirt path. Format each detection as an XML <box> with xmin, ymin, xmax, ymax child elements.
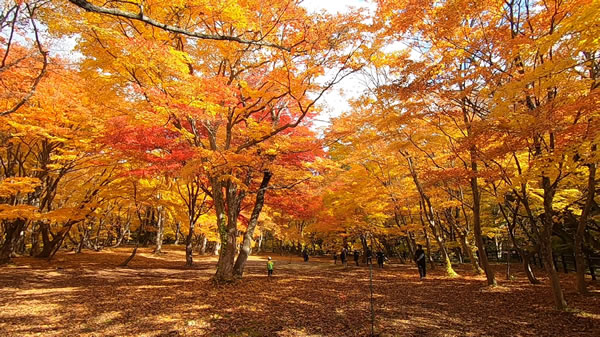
<box><xmin>1</xmin><ymin>247</ymin><xmax>599</xmax><ymax>336</ymax></box>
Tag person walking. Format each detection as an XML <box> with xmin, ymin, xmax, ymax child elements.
<box><xmin>376</xmin><ymin>251</ymin><xmax>385</xmax><ymax>268</ymax></box>
<box><xmin>267</xmin><ymin>257</ymin><xmax>274</xmax><ymax>279</ymax></box>
<box><xmin>341</xmin><ymin>248</ymin><xmax>347</xmax><ymax>267</ymax></box>
<box><xmin>303</xmin><ymin>248</ymin><xmax>309</xmax><ymax>262</ymax></box>
<box><xmin>414</xmin><ymin>244</ymin><xmax>427</xmax><ymax>279</ymax></box>
<box><xmin>353</xmin><ymin>250</ymin><xmax>360</xmax><ymax>266</ymax></box>
<box><xmin>366</xmin><ymin>248</ymin><xmax>373</xmax><ymax>265</ymax></box>
<box><xmin>333</xmin><ymin>251</ymin><xmax>338</xmax><ymax>264</ymax></box>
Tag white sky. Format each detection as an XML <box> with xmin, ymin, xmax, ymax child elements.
<box><xmin>301</xmin><ymin>0</ymin><xmax>377</xmax><ymax>132</ymax></box>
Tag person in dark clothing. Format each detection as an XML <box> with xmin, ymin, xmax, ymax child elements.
<box><xmin>414</xmin><ymin>244</ymin><xmax>426</xmax><ymax>279</ymax></box>
<box><xmin>353</xmin><ymin>250</ymin><xmax>360</xmax><ymax>266</ymax></box>
<box><xmin>376</xmin><ymin>251</ymin><xmax>385</xmax><ymax>268</ymax></box>
<box><xmin>303</xmin><ymin>249</ymin><xmax>309</xmax><ymax>262</ymax></box>
<box><xmin>366</xmin><ymin>248</ymin><xmax>373</xmax><ymax>265</ymax></box>
<box><xmin>341</xmin><ymin>248</ymin><xmax>347</xmax><ymax>266</ymax></box>
<box><xmin>333</xmin><ymin>252</ymin><xmax>338</xmax><ymax>264</ymax></box>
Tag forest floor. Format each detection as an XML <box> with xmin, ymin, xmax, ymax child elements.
<box><xmin>1</xmin><ymin>246</ymin><xmax>599</xmax><ymax>337</ymax></box>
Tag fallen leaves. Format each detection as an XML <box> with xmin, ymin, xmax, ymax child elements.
<box><xmin>0</xmin><ymin>246</ymin><xmax>599</xmax><ymax>336</ymax></box>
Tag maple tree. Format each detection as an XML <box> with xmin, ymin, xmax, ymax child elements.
<box><xmin>1</xmin><ymin>0</ymin><xmax>599</xmax><ymax>324</ymax></box>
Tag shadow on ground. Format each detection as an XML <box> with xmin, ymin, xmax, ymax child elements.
<box><xmin>1</xmin><ymin>246</ymin><xmax>599</xmax><ymax>337</ymax></box>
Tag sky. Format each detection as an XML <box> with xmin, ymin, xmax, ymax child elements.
<box><xmin>300</xmin><ymin>0</ymin><xmax>377</xmax><ymax>132</ymax></box>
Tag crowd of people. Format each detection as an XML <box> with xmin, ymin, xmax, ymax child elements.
<box><xmin>267</xmin><ymin>244</ymin><xmax>429</xmax><ymax>280</ymax></box>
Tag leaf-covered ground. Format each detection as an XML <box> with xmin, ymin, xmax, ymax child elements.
<box><xmin>1</xmin><ymin>246</ymin><xmax>599</xmax><ymax>337</ymax></box>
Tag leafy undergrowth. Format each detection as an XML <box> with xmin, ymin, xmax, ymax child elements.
<box><xmin>1</xmin><ymin>246</ymin><xmax>599</xmax><ymax>337</ymax></box>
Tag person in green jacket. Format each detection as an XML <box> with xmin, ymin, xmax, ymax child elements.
<box><xmin>267</xmin><ymin>257</ymin><xmax>274</xmax><ymax>278</ymax></box>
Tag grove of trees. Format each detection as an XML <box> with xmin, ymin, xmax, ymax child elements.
<box><xmin>1</xmin><ymin>0</ymin><xmax>598</xmax><ymax>311</ymax></box>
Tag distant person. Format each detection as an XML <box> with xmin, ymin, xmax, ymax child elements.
<box><xmin>303</xmin><ymin>249</ymin><xmax>309</xmax><ymax>262</ymax></box>
<box><xmin>366</xmin><ymin>248</ymin><xmax>373</xmax><ymax>265</ymax></box>
<box><xmin>376</xmin><ymin>251</ymin><xmax>385</xmax><ymax>268</ymax></box>
<box><xmin>333</xmin><ymin>252</ymin><xmax>338</xmax><ymax>264</ymax></box>
<box><xmin>267</xmin><ymin>257</ymin><xmax>274</xmax><ymax>278</ymax></box>
<box><xmin>341</xmin><ymin>248</ymin><xmax>347</xmax><ymax>266</ymax></box>
<box><xmin>414</xmin><ymin>244</ymin><xmax>426</xmax><ymax>279</ymax></box>
<box><xmin>353</xmin><ymin>250</ymin><xmax>360</xmax><ymax>266</ymax></box>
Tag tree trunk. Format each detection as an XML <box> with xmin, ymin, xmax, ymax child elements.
<box><xmin>213</xmin><ymin>241</ymin><xmax>221</xmax><ymax>255</ymax></box>
<box><xmin>257</xmin><ymin>231</ymin><xmax>263</xmax><ymax>254</ymax></box>
<box><xmin>429</xmin><ymin>220</ymin><xmax>458</xmax><ymax>277</ymax></box>
<box><xmin>185</xmin><ymin>219</ymin><xmax>195</xmax><ymax>266</ymax></box>
<box><xmin>234</xmin><ymin>171</ymin><xmax>272</xmax><ymax>277</ymax></box>
<box><xmin>112</xmin><ymin>221</ymin><xmax>129</xmax><ymax>248</ymax></box>
<box><xmin>119</xmin><ymin>221</ymin><xmax>143</xmax><ymax>267</ymax></box>
<box><xmin>30</xmin><ymin>222</ymin><xmax>41</xmax><ymax>256</ymax></box>
<box><xmin>154</xmin><ymin>207</ymin><xmax>164</xmax><ymax>254</ymax></box>
<box><xmin>521</xmin><ymin>252</ymin><xmax>540</xmax><ymax>284</ymax></box>
<box><xmin>174</xmin><ymin>222</ymin><xmax>181</xmax><ymax>245</ymax></box>
<box><xmin>541</xmin><ymin>176</ymin><xmax>567</xmax><ymax>310</ymax></box>
<box><xmin>470</xmin><ymin>161</ymin><xmax>496</xmax><ymax>286</ymax></box>
<box><xmin>198</xmin><ymin>234</ymin><xmax>207</xmax><ymax>255</ymax></box>
<box><xmin>423</xmin><ymin>227</ymin><xmax>435</xmax><ymax>270</ymax></box>
<box><xmin>0</xmin><ymin>219</ymin><xmax>27</xmax><ymax>264</ymax></box>
<box><xmin>575</xmin><ymin>161</ymin><xmax>595</xmax><ymax>294</ymax></box>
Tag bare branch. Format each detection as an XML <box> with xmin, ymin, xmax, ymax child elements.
<box><xmin>67</xmin><ymin>0</ymin><xmax>291</xmax><ymax>51</ymax></box>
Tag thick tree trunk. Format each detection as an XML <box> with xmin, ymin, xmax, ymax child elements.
<box><xmin>575</xmin><ymin>162</ymin><xmax>595</xmax><ymax>294</ymax></box>
<box><xmin>541</xmin><ymin>176</ymin><xmax>567</xmax><ymax>310</ymax></box>
<box><xmin>30</xmin><ymin>223</ymin><xmax>40</xmax><ymax>256</ymax></box>
<box><xmin>234</xmin><ymin>171</ymin><xmax>272</xmax><ymax>277</ymax></box>
<box><xmin>0</xmin><ymin>219</ymin><xmax>27</xmax><ymax>264</ymax></box>
<box><xmin>213</xmin><ymin>177</ymin><xmax>236</xmax><ymax>282</ymax></box>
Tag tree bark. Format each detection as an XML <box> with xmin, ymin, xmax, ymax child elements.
<box><xmin>154</xmin><ymin>207</ymin><xmax>164</xmax><ymax>254</ymax></box>
<box><xmin>469</xmin><ymin>155</ymin><xmax>496</xmax><ymax>286</ymax></box>
<box><xmin>541</xmin><ymin>175</ymin><xmax>567</xmax><ymax>310</ymax></box>
<box><xmin>575</xmin><ymin>161</ymin><xmax>595</xmax><ymax>294</ymax></box>
<box><xmin>234</xmin><ymin>171</ymin><xmax>272</xmax><ymax>277</ymax></box>
<box><xmin>0</xmin><ymin>219</ymin><xmax>27</xmax><ymax>264</ymax></box>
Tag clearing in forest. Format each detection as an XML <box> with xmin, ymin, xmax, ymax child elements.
<box><xmin>1</xmin><ymin>246</ymin><xmax>599</xmax><ymax>337</ymax></box>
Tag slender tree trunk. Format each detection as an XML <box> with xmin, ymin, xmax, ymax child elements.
<box><xmin>174</xmin><ymin>222</ymin><xmax>181</xmax><ymax>245</ymax></box>
<box><xmin>198</xmin><ymin>234</ymin><xmax>207</xmax><ymax>255</ymax></box>
<box><xmin>520</xmin><ymin>251</ymin><xmax>540</xmax><ymax>284</ymax></box>
<box><xmin>257</xmin><ymin>231</ymin><xmax>263</xmax><ymax>254</ymax></box>
<box><xmin>429</xmin><ymin>220</ymin><xmax>458</xmax><ymax>277</ymax></box>
<box><xmin>185</xmin><ymin>219</ymin><xmax>195</xmax><ymax>266</ymax></box>
<box><xmin>541</xmin><ymin>176</ymin><xmax>567</xmax><ymax>310</ymax></box>
<box><xmin>154</xmin><ymin>207</ymin><xmax>164</xmax><ymax>254</ymax></box>
<box><xmin>421</xmin><ymin>227</ymin><xmax>434</xmax><ymax>270</ymax></box>
<box><xmin>234</xmin><ymin>171</ymin><xmax>272</xmax><ymax>277</ymax></box>
<box><xmin>470</xmin><ymin>159</ymin><xmax>496</xmax><ymax>286</ymax></box>
<box><xmin>112</xmin><ymin>221</ymin><xmax>129</xmax><ymax>248</ymax></box>
<box><xmin>119</xmin><ymin>221</ymin><xmax>143</xmax><ymax>267</ymax></box>
<box><xmin>575</xmin><ymin>161</ymin><xmax>595</xmax><ymax>294</ymax></box>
